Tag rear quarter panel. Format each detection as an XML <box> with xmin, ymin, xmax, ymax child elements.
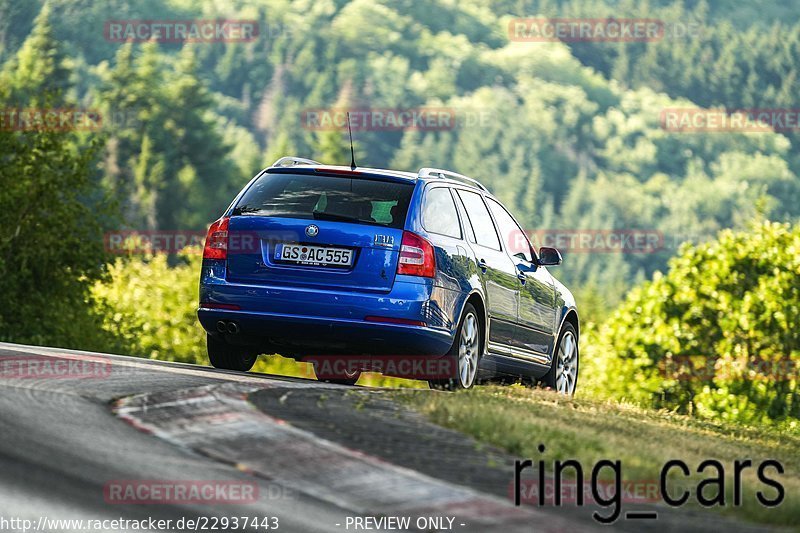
<box><xmin>552</xmin><ymin>276</ymin><xmax>579</xmax><ymax>338</ymax></box>
<box><xmin>406</xmin><ymin>181</ymin><xmax>485</xmax><ymax>338</ymax></box>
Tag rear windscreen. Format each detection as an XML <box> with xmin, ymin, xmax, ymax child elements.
<box><xmin>232</xmin><ymin>173</ymin><xmax>414</xmax><ymax>229</ymax></box>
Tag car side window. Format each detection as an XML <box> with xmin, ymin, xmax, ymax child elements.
<box><xmin>422</xmin><ymin>187</ymin><xmax>462</xmax><ymax>239</ymax></box>
<box><xmin>454</xmin><ymin>192</ymin><xmax>476</xmax><ymax>243</ymax></box>
<box><xmin>487</xmin><ymin>198</ymin><xmax>534</xmax><ymax>262</ymax></box>
<box><xmin>456</xmin><ymin>190</ymin><xmax>500</xmax><ymax>250</ymax></box>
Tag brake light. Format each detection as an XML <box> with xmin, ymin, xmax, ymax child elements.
<box><xmin>203</xmin><ymin>217</ymin><xmax>229</xmax><ymax>260</ymax></box>
<box><xmin>314</xmin><ymin>167</ymin><xmax>363</xmax><ymax>175</ymax></box>
<box><xmin>397</xmin><ymin>231</ymin><xmax>435</xmax><ymax>277</ymax></box>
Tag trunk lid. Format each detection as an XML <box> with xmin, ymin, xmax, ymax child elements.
<box><xmin>225</xmin><ymin>170</ymin><xmax>413</xmax><ymax>293</ymax></box>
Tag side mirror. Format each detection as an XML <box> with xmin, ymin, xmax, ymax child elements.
<box><xmin>537</xmin><ymin>246</ymin><xmax>562</xmax><ymax>266</ymax></box>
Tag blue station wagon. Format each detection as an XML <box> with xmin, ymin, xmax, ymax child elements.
<box><xmin>198</xmin><ymin>157</ymin><xmax>579</xmax><ymax>392</ymax></box>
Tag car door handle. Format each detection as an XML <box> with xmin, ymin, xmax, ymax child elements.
<box><xmin>477</xmin><ymin>259</ymin><xmax>488</xmax><ymax>272</ymax></box>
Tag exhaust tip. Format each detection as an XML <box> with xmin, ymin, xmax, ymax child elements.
<box><xmin>227</xmin><ymin>322</ymin><xmax>240</xmax><ymax>334</ymax></box>
<box><xmin>216</xmin><ymin>320</ymin><xmax>227</xmax><ymax>333</ymax></box>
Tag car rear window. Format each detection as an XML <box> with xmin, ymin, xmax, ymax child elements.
<box><xmin>232</xmin><ymin>172</ymin><xmax>414</xmax><ymax>229</ymax></box>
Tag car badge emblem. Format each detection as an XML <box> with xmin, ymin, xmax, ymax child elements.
<box><xmin>374</xmin><ymin>234</ymin><xmax>395</xmax><ymax>247</ymax></box>
<box><xmin>305</xmin><ymin>224</ymin><xmax>319</xmax><ymax>237</ymax></box>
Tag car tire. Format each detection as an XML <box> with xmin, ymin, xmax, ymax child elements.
<box><xmin>429</xmin><ymin>303</ymin><xmax>481</xmax><ymax>391</ymax></box>
<box><xmin>207</xmin><ymin>334</ymin><xmax>258</xmax><ymax>372</ymax></box>
<box><xmin>542</xmin><ymin>322</ymin><xmax>578</xmax><ymax>395</ymax></box>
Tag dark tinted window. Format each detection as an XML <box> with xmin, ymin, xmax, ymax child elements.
<box><xmin>456</xmin><ymin>190</ymin><xmax>500</xmax><ymax>249</ymax></box>
<box><xmin>487</xmin><ymin>198</ymin><xmax>533</xmax><ymax>262</ymax></box>
<box><xmin>423</xmin><ymin>188</ymin><xmax>461</xmax><ymax>238</ymax></box>
<box><xmin>233</xmin><ymin>173</ymin><xmax>413</xmax><ymax>229</ymax></box>
<box><xmin>454</xmin><ymin>192</ymin><xmax>476</xmax><ymax>243</ymax></box>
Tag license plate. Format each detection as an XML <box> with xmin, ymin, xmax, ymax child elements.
<box><xmin>276</xmin><ymin>244</ymin><xmax>354</xmax><ymax>267</ymax></box>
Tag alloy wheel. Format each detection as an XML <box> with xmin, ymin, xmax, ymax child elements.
<box><xmin>555</xmin><ymin>331</ymin><xmax>578</xmax><ymax>394</ymax></box>
<box><xmin>458</xmin><ymin>312</ymin><xmax>479</xmax><ymax>388</ymax></box>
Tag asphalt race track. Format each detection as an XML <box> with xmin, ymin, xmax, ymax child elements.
<box><xmin>0</xmin><ymin>343</ymin><xmax>773</xmax><ymax>533</ymax></box>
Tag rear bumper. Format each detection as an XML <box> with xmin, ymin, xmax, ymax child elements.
<box><xmin>197</xmin><ymin>308</ymin><xmax>453</xmax><ymax>355</ymax></box>
<box><xmin>198</xmin><ymin>270</ymin><xmax>456</xmax><ymax>356</ymax></box>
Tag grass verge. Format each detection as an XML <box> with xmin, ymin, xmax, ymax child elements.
<box><xmin>251</xmin><ymin>355</ymin><xmax>427</xmax><ymax>388</ymax></box>
<box><xmin>391</xmin><ymin>385</ymin><xmax>800</xmax><ymax>528</ymax></box>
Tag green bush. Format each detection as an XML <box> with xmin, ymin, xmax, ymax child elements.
<box><xmin>0</xmin><ymin>127</ymin><xmax>114</xmax><ymax>349</ymax></box>
<box><xmin>581</xmin><ymin>221</ymin><xmax>800</xmax><ymax>425</ymax></box>
<box><xmin>91</xmin><ymin>252</ymin><xmax>208</xmax><ymax>364</ymax></box>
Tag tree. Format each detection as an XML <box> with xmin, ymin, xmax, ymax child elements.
<box><xmin>582</xmin><ymin>221</ymin><xmax>800</xmax><ymax>424</ymax></box>
<box><xmin>0</xmin><ymin>3</ymin><xmax>71</xmax><ymax>105</ymax></box>
<box><xmin>0</xmin><ymin>3</ymin><xmax>117</xmax><ymax>347</ymax></box>
<box><xmin>97</xmin><ymin>42</ymin><xmax>237</xmax><ymax>230</ymax></box>
<box><xmin>0</xmin><ymin>112</ymin><xmax>112</xmax><ymax>347</ymax></box>
<box><xmin>160</xmin><ymin>46</ymin><xmax>234</xmax><ymax>229</ymax></box>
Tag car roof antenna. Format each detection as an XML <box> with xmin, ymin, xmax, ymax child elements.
<box><xmin>347</xmin><ymin>112</ymin><xmax>357</xmax><ymax>170</ymax></box>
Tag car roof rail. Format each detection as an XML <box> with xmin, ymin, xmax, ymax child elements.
<box><xmin>271</xmin><ymin>156</ymin><xmax>321</xmax><ymax>167</ymax></box>
<box><xmin>418</xmin><ymin>167</ymin><xmax>488</xmax><ymax>192</ymax></box>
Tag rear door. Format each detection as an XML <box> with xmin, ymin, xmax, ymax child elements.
<box><xmin>454</xmin><ymin>189</ymin><xmax>519</xmax><ymax>348</ymax></box>
<box><xmin>486</xmin><ymin>197</ymin><xmax>557</xmax><ymax>361</ymax></box>
<box><xmin>225</xmin><ymin>170</ymin><xmax>414</xmax><ymax>293</ymax></box>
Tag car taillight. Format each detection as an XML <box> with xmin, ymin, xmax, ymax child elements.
<box><xmin>397</xmin><ymin>231</ymin><xmax>435</xmax><ymax>277</ymax></box>
<box><xmin>203</xmin><ymin>217</ymin><xmax>229</xmax><ymax>260</ymax></box>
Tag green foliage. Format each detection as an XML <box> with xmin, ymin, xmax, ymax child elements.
<box><xmin>0</xmin><ymin>9</ymin><xmax>114</xmax><ymax>349</ymax></box>
<box><xmin>2</xmin><ymin>0</ymin><xmax>792</xmax><ymax>302</ymax></box>
<box><xmin>0</xmin><ymin>125</ymin><xmax>114</xmax><ymax>348</ymax></box>
<box><xmin>91</xmin><ymin>253</ymin><xmax>208</xmax><ymax>363</ymax></box>
<box><xmin>95</xmin><ymin>42</ymin><xmax>239</xmax><ymax>230</ymax></box>
<box><xmin>582</xmin><ymin>221</ymin><xmax>800</xmax><ymax>425</ymax></box>
<box><xmin>564</xmin><ymin>0</ymin><xmax>800</xmax><ymax>178</ymax></box>
<box><xmin>0</xmin><ymin>4</ymin><xmax>71</xmax><ymax>105</ymax></box>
